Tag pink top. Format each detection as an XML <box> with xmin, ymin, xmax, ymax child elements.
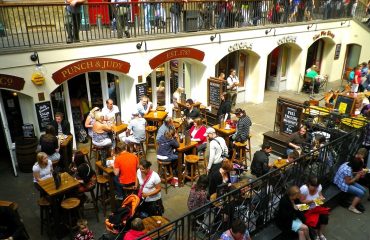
<box><xmin>189</xmin><ymin>125</ymin><xmax>207</xmax><ymax>147</ymax></box>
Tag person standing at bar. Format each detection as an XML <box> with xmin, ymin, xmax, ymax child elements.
<box><xmin>226</xmin><ymin>68</ymin><xmax>239</xmax><ymax>109</ymax></box>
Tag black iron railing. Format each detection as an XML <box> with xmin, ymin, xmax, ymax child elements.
<box><xmin>0</xmin><ymin>0</ymin><xmax>366</xmax><ymax>49</ymax></box>
<box><xmin>139</xmin><ymin>126</ymin><xmax>364</xmax><ymax>239</ymax></box>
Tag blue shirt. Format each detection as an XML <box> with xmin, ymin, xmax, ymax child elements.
<box><xmin>157</xmin><ymin>135</ymin><xmax>179</xmax><ymax>158</ymax></box>
<box><xmin>333</xmin><ymin>162</ymin><xmax>352</xmax><ymax>192</ymax></box>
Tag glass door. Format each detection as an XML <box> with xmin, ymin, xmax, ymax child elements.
<box><xmin>266</xmin><ymin>46</ymin><xmax>289</xmax><ymax>91</ymax></box>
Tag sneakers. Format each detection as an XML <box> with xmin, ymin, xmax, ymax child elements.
<box><xmin>315</xmin><ymin>234</ymin><xmax>327</xmax><ymax>240</ymax></box>
<box><xmin>348</xmin><ymin>206</ymin><xmax>362</xmax><ymax>214</ymax></box>
<box><xmin>115</xmin><ymin>195</ymin><xmax>124</xmax><ymax>201</ymax></box>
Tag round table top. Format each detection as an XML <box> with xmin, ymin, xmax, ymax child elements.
<box><xmin>341</xmin><ymin>115</ymin><xmax>369</xmax><ymax>128</ymax></box>
<box><xmin>304</xmin><ymin>106</ymin><xmax>330</xmax><ymax>116</ymax></box>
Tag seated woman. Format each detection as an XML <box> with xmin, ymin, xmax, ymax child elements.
<box><xmin>208</xmin><ymin>159</ymin><xmax>233</xmax><ymax>197</ymax></box>
<box><xmin>334</xmin><ymin>156</ymin><xmax>367</xmax><ymax>214</ymax></box>
<box><xmin>72</xmin><ymin>151</ymin><xmax>97</xmax><ymax>194</ymax></box>
<box><xmin>92</xmin><ymin>111</ymin><xmax>112</xmax><ymax>147</ymax></box>
<box><xmin>300</xmin><ymin>177</ymin><xmax>329</xmax><ymax>240</ymax></box>
<box><xmin>33</xmin><ymin>152</ymin><xmax>53</xmax><ymax>188</ymax></box>
<box><xmin>39</xmin><ymin>125</ymin><xmax>60</xmax><ymax>165</ymax></box>
<box><xmin>187</xmin><ymin>174</ymin><xmax>209</xmax><ymax>211</ymax></box>
<box><xmin>189</xmin><ymin>118</ymin><xmax>207</xmax><ymax>153</ymax></box>
<box><xmin>276</xmin><ymin>185</ymin><xmax>311</xmax><ymax>240</ymax></box>
<box><xmin>136</xmin><ymin>159</ymin><xmax>163</xmax><ymax>216</ymax></box>
<box><xmin>84</xmin><ymin>107</ymin><xmax>100</xmax><ymax>138</ymax></box>
<box><xmin>157</xmin><ymin>129</ymin><xmax>179</xmax><ymax>169</ymax></box>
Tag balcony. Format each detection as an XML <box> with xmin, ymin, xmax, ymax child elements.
<box><xmin>0</xmin><ymin>0</ymin><xmax>368</xmax><ymax>52</ymax></box>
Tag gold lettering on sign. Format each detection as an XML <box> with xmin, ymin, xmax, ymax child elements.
<box><xmin>277</xmin><ymin>36</ymin><xmax>297</xmax><ymax>46</ymax></box>
<box><xmin>0</xmin><ymin>76</ymin><xmax>13</xmax><ymax>87</ymax></box>
<box><xmin>313</xmin><ymin>31</ymin><xmax>335</xmax><ymax>41</ymax></box>
<box><xmin>228</xmin><ymin>42</ymin><xmax>253</xmax><ymax>52</ymax></box>
<box><xmin>61</xmin><ymin>60</ymin><xmax>123</xmax><ymax>78</ymax></box>
<box><xmin>165</xmin><ymin>49</ymin><xmax>190</xmax><ymax>59</ymax></box>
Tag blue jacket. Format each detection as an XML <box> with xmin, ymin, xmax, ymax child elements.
<box><xmin>157</xmin><ymin>135</ymin><xmax>179</xmax><ymax>157</ymax></box>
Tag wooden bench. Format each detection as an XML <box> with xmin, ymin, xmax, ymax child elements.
<box><xmin>263</xmin><ymin>131</ymin><xmax>290</xmax><ymax>157</ymax></box>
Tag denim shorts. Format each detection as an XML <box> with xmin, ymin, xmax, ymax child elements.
<box><xmin>291</xmin><ymin>218</ymin><xmax>303</xmax><ymax>232</ymax></box>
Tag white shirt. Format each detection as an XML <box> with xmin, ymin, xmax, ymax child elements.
<box><xmin>102</xmin><ymin>105</ymin><xmax>119</xmax><ymax>121</ymax></box>
<box><xmin>32</xmin><ymin>160</ymin><xmax>53</xmax><ymax>182</ymax></box>
<box><xmin>208</xmin><ymin>136</ymin><xmax>228</xmax><ymax>170</ymax></box>
<box><xmin>300</xmin><ymin>184</ymin><xmax>322</xmax><ymax>209</ymax></box>
<box><xmin>227</xmin><ymin>75</ymin><xmax>239</xmax><ymax>91</ymax></box>
<box><xmin>136</xmin><ymin>101</ymin><xmax>152</xmax><ymax>117</ymax></box>
<box><xmin>137</xmin><ymin>169</ymin><xmax>161</xmax><ymax>202</ymax></box>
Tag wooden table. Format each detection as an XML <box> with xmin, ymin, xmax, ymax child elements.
<box><xmin>176</xmin><ymin>141</ymin><xmax>197</xmax><ymax>187</ymax></box>
<box><xmin>341</xmin><ymin>115</ymin><xmax>369</xmax><ymax>130</ymax></box>
<box><xmin>95</xmin><ymin>160</ymin><xmax>116</xmax><ymax>211</ymax></box>
<box><xmin>111</xmin><ymin>123</ymin><xmax>128</xmax><ymax>135</ymax></box>
<box><xmin>144</xmin><ymin>111</ymin><xmax>168</xmax><ymax>126</ymax></box>
<box><xmin>177</xmin><ymin>101</ymin><xmax>201</xmax><ymax>111</ymax></box>
<box><xmin>273</xmin><ymin>158</ymin><xmax>290</xmax><ymax>168</ymax></box>
<box><xmin>303</xmin><ymin>106</ymin><xmax>330</xmax><ymax>124</ymax></box>
<box><xmin>213</xmin><ymin>124</ymin><xmax>236</xmax><ymax>147</ymax></box>
<box><xmin>59</xmin><ymin>135</ymin><xmax>73</xmax><ymax>170</ymax></box>
<box><xmin>143</xmin><ymin>216</ymin><xmax>173</xmax><ymax>239</ymax></box>
<box><xmin>38</xmin><ymin>172</ymin><xmax>80</xmax><ymax>197</ymax></box>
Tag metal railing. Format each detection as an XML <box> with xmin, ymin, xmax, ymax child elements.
<box><xmin>0</xmin><ymin>0</ymin><xmax>366</xmax><ymax>49</ymax></box>
<box><xmin>138</xmin><ymin>126</ymin><xmax>364</xmax><ymax>239</ymax></box>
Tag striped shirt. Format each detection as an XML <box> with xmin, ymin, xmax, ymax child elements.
<box><xmin>234</xmin><ymin>115</ymin><xmax>252</xmax><ymax>142</ymax></box>
<box><xmin>333</xmin><ymin>162</ymin><xmax>352</xmax><ymax>192</ymax></box>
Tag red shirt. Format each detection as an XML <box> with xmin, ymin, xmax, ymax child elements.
<box><xmin>114</xmin><ymin>151</ymin><xmax>139</xmax><ymax>184</ymax></box>
<box><xmin>189</xmin><ymin>125</ymin><xmax>207</xmax><ymax>146</ymax></box>
<box><xmin>354</xmin><ymin>70</ymin><xmax>362</xmax><ymax>84</ymax></box>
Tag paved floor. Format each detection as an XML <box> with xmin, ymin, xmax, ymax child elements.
<box><xmin>1</xmin><ymin>80</ymin><xmax>370</xmax><ymax>239</ymax></box>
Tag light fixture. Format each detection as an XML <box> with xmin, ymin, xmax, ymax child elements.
<box><xmin>307</xmin><ymin>23</ymin><xmax>314</xmax><ymax>30</ymax></box>
<box><xmin>265</xmin><ymin>28</ymin><xmax>276</xmax><ymax>36</ymax></box>
<box><xmin>136</xmin><ymin>41</ymin><xmax>147</xmax><ymax>52</ymax></box>
<box><xmin>30</xmin><ymin>51</ymin><xmax>46</xmax><ymax>86</ymax></box>
<box><xmin>210</xmin><ymin>33</ymin><xmax>221</xmax><ymax>43</ymax></box>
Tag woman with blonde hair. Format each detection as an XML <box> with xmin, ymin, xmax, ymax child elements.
<box><xmin>33</xmin><ymin>152</ymin><xmax>53</xmax><ymax>184</ymax></box>
<box><xmin>92</xmin><ymin>111</ymin><xmax>112</xmax><ymax>147</ymax></box>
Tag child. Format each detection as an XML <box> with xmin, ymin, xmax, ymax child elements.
<box><xmin>74</xmin><ymin>219</ymin><xmax>94</xmax><ymax>240</ymax></box>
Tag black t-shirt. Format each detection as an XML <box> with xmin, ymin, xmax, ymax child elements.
<box><xmin>40</xmin><ymin>134</ymin><xmax>58</xmax><ymax>155</ymax></box>
<box><xmin>288</xmin><ymin>132</ymin><xmax>307</xmax><ymax>149</ymax></box>
<box><xmin>184</xmin><ymin>107</ymin><xmax>200</xmax><ymax>119</ymax></box>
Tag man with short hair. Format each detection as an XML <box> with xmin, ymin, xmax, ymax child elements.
<box><xmin>101</xmin><ymin>98</ymin><xmax>119</xmax><ymax>122</ymax></box>
<box><xmin>137</xmin><ymin>95</ymin><xmax>152</xmax><ymax>117</ymax></box>
<box><xmin>226</xmin><ymin>68</ymin><xmax>239</xmax><ymax>108</ymax></box>
<box><xmin>156</xmin><ymin>116</ymin><xmax>175</xmax><ymax>140</ymax></box>
<box><xmin>205</xmin><ymin>127</ymin><xmax>228</xmax><ymax>174</ymax></box>
<box><xmin>251</xmin><ymin>143</ymin><xmax>273</xmax><ymax>178</ymax></box>
<box><xmin>119</xmin><ymin>110</ymin><xmax>146</xmax><ymax>145</ymax></box>
<box><xmin>50</xmin><ymin>112</ymin><xmax>71</xmax><ymax>135</ymax></box>
<box><xmin>220</xmin><ymin>218</ymin><xmax>251</xmax><ymax>240</ymax></box>
<box><xmin>113</xmin><ymin>142</ymin><xmax>139</xmax><ymax>200</ymax></box>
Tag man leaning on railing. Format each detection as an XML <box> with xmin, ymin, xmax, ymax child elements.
<box><xmin>65</xmin><ymin>0</ymin><xmax>86</xmax><ymax>43</ymax></box>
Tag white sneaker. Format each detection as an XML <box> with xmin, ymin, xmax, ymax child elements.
<box><xmin>319</xmin><ymin>234</ymin><xmax>327</xmax><ymax>240</ymax></box>
<box><xmin>348</xmin><ymin>206</ymin><xmax>362</xmax><ymax>214</ymax></box>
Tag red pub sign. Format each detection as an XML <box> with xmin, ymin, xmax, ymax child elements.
<box><xmin>0</xmin><ymin>74</ymin><xmax>25</xmax><ymax>91</ymax></box>
<box><xmin>52</xmin><ymin>58</ymin><xmax>131</xmax><ymax>84</ymax></box>
<box><xmin>149</xmin><ymin>48</ymin><xmax>205</xmax><ymax>69</ymax></box>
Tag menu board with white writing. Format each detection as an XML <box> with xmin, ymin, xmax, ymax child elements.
<box><xmin>35</xmin><ymin>101</ymin><xmax>53</xmax><ymax>131</ymax></box>
<box><xmin>136</xmin><ymin>83</ymin><xmax>147</xmax><ymax>103</ymax></box>
<box><xmin>281</xmin><ymin>106</ymin><xmax>300</xmax><ymax>134</ymax></box>
<box><xmin>208</xmin><ymin>78</ymin><xmax>224</xmax><ymax>109</ymax></box>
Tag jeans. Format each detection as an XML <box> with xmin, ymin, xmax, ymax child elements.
<box><xmin>113</xmin><ymin>176</ymin><xmax>135</xmax><ymax>198</ymax></box>
<box><xmin>347</xmin><ymin>182</ymin><xmax>366</xmax><ymax>198</ymax></box>
<box><xmin>144</xmin><ymin>3</ymin><xmax>151</xmax><ymax>32</ymax></box>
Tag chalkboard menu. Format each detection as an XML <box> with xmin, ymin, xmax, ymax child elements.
<box><xmin>334</xmin><ymin>94</ymin><xmax>355</xmax><ymax>115</ymax></box>
<box><xmin>208</xmin><ymin>78</ymin><xmax>224</xmax><ymax>109</ymax></box>
<box><xmin>35</xmin><ymin>101</ymin><xmax>53</xmax><ymax>131</ymax></box>
<box><xmin>136</xmin><ymin>83</ymin><xmax>147</xmax><ymax>103</ymax></box>
<box><xmin>281</xmin><ymin>106</ymin><xmax>300</xmax><ymax>134</ymax></box>
<box><xmin>334</xmin><ymin>44</ymin><xmax>341</xmax><ymax>60</ymax></box>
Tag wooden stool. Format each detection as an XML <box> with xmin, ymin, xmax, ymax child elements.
<box><xmin>96</xmin><ymin>175</ymin><xmax>110</xmax><ymax>217</ymax></box>
<box><xmin>82</xmin><ymin>188</ymin><xmax>99</xmax><ymax>222</ymax></box>
<box><xmin>200</xmin><ymin>105</ymin><xmax>208</xmax><ymax>126</ymax></box>
<box><xmin>145</xmin><ymin>126</ymin><xmax>158</xmax><ymax>149</ymax></box>
<box><xmin>37</xmin><ymin>197</ymin><xmax>51</xmax><ymax>237</ymax></box>
<box><xmin>61</xmin><ymin>198</ymin><xmax>81</xmax><ymax>238</ymax></box>
<box><xmin>133</xmin><ymin>141</ymin><xmax>146</xmax><ymax>160</ymax></box>
<box><xmin>184</xmin><ymin>155</ymin><xmax>200</xmax><ymax>186</ymax></box>
<box><xmin>198</xmin><ymin>150</ymin><xmax>208</xmax><ymax>174</ymax></box>
<box><xmin>231</xmin><ymin>137</ymin><xmax>252</xmax><ymax>166</ymax></box>
<box><xmin>157</xmin><ymin>159</ymin><xmax>174</xmax><ymax>194</ymax></box>
<box><xmin>80</xmin><ymin>147</ymin><xmax>92</xmax><ymax>167</ymax></box>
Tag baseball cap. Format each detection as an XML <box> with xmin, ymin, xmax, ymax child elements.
<box><xmin>204</xmin><ymin>127</ymin><xmax>216</xmax><ymax>136</ymax></box>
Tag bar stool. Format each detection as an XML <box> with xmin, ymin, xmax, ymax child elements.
<box><xmin>91</xmin><ymin>145</ymin><xmax>110</xmax><ymax>162</ymax></box>
<box><xmin>145</xmin><ymin>126</ymin><xmax>157</xmax><ymax>149</ymax></box>
<box><xmin>184</xmin><ymin>155</ymin><xmax>200</xmax><ymax>186</ymax></box>
<box><xmin>200</xmin><ymin>105</ymin><xmax>208</xmax><ymax>126</ymax></box>
<box><xmin>82</xmin><ymin>188</ymin><xmax>99</xmax><ymax>222</ymax></box>
<box><xmin>133</xmin><ymin>141</ymin><xmax>146</xmax><ymax>160</ymax></box>
<box><xmin>37</xmin><ymin>197</ymin><xmax>51</xmax><ymax>237</ymax></box>
<box><xmin>157</xmin><ymin>157</ymin><xmax>174</xmax><ymax>194</ymax></box>
<box><xmin>96</xmin><ymin>175</ymin><xmax>110</xmax><ymax>217</ymax></box>
<box><xmin>61</xmin><ymin>197</ymin><xmax>81</xmax><ymax>238</ymax></box>
<box><xmin>80</xmin><ymin>147</ymin><xmax>92</xmax><ymax>167</ymax></box>
<box><xmin>231</xmin><ymin>136</ymin><xmax>252</xmax><ymax>166</ymax></box>
<box><xmin>198</xmin><ymin>150</ymin><xmax>208</xmax><ymax>174</ymax></box>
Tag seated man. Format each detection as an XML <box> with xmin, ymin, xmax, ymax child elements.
<box><xmin>101</xmin><ymin>98</ymin><xmax>119</xmax><ymax>123</ymax></box>
<box><xmin>136</xmin><ymin>95</ymin><xmax>152</xmax><ymax>117</ymax></box>
<box><xmin>183</xmin><ymin>98</ymin><xmax>200</xmax><ymax>127</ymax></box>
<box><xmin>287</xmin><ymin>126</ymin><xmax>308</xmax><ymax>156</ymax></box>
<box><xmin>50</xmin><ymin>112</ymin><xmax>71</xmax><ymax>136</ymax></box>
<box><xmin>156</xmin><ymin>116</ymin><xmax>175</xmax><ymax>141</ymax></box>
<box><xmin>220</xmin><ymin>218</ymin><xmax>251</xmax><ymax>240</ymax></box>
<box><xmin>119</xmin><ymin>110</ymin><xmax>146</xmax><ymax>148</ymax></box>
<box><xmin>251</xmin><ymin>143</ymin><xmax>273</xmax><ymax>177</ymax></box>
<box><xmin>114</xmin><ymin>142</ymin><xmax>139</xmax><ymax>200</ymax></box>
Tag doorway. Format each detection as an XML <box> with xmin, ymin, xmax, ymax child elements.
<box><xmin>342</xmin><ymin>44</ymin><xmax>362</xmax><ymax>82</ymax></box>
<box><xmin>266</xmin><ymin>45</ymin><xmax>290</xmax><ymax>91</ymax></box>
<box><xmin>306</xmin><ymin>39</ymin><xmax>325</xmax><ymax>71</ymax></box>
